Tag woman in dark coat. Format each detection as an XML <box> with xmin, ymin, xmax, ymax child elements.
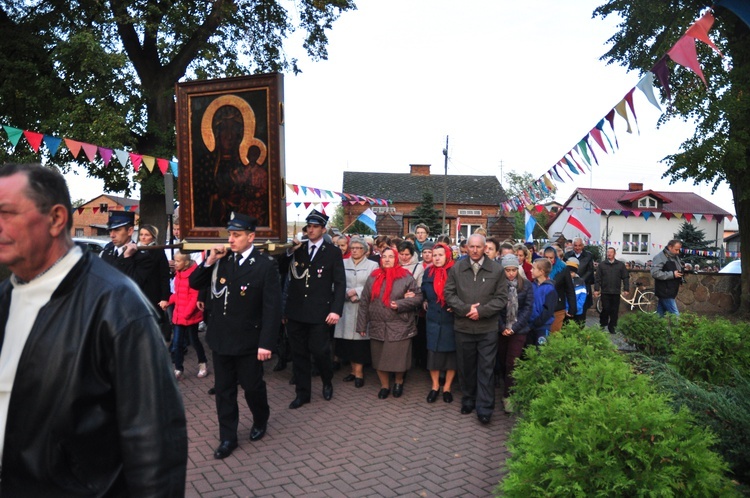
<box><xmin>357</xmin><ymin>247</ymin><xmax>422</xmax><ymax>400</ymax></box>
<box><xmin>137</xmin><ymin>224</ymin><xmax>172</xmax><ymax>340</ymax></box>
<box><xmin>543</xmin><ymin>245</ymin><xmax>576</xmax><ymax>333</ymax></box>
<box><xmin>496</xmin><ymin>254</ymin><xmax>534</xmax><ymax>414</ymax></box>
<box><xmin>421</xmin><ymin>243</ymin><xmax>457</xmax><ymax>403</ymax></box>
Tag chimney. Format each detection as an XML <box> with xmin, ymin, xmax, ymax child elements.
<box><xmin>409</xmin><ymin>164</ymin><xmax>431</xmax><ymax>176</ymax></box>
<box><xmin>628</xmin><ymin>182</ymin><xmax>643</xmax><ymax>192</ymax></box>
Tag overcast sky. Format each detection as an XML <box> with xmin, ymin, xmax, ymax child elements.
<box><xmin>67</xmin><ymin>0</ymin><xmax>736</xmax><ymax>219</ymax></box>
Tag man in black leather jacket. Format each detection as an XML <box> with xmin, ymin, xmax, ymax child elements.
<box><xmin>0</xmin><ymin>163</ymin><xmax>187</xmax><ymax>496</ymax></box>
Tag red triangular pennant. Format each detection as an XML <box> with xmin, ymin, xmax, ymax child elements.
<box><xmin>23</xmin><ymin>130</ymin><xmax>44</xmax><ymax>152</ymax></box>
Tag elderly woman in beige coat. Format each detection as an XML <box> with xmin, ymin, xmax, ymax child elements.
<box><xmin>334</xmin><ymin>236</ymin><xmax>379</xmax><ymax>388</ymax></box>
<box><xmin>357</xmin><ymin>247</ymin><xmax>422</xmax><ymax>399</ymax></box>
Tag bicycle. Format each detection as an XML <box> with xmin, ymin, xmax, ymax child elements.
<box><xmin>595</xmin><ymin>280</ymin><xmax>657</xmax><ymax>314</ymax></box>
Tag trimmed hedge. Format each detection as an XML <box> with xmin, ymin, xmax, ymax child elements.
<box><xmin>500</xmin><ymin>326</ymin><xmax>739</xmax><ymax>497</ymax></box>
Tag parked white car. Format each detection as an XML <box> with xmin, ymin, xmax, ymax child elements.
<box><xmin>73</xmin><ymin>237</ymin><xmax>108</xmax><ymax>255</ymax></box>
<box><xmin>719</xmin><ymin>260</ymin><xmax>741</xmax><ymax>274</ymax></box>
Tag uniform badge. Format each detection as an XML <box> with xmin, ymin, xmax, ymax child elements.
<box><xmin>220</xmin><ymin>278</ymin><xmax>226</xmax><ymax>284</ymax></box>
<box><xmin>317</xmin><ymin>268</ymin><xmax>323</xmax><ymax>278</ymax></box>
<box><xmin>240</xmin><ymin>285</ymin><xmax>247</xmax><ymax>296</ymax></box>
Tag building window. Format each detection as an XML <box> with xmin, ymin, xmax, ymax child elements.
<box><xmin>458</xmin><ymin>224</ymin><xmax>483</xmax><ymax>241</ymax></box>
<box><xmin>637</xmin><ymin>197</ymin><xmax>657</xmax><ymax>209</ymax></box>
<box><xmin>75</xmin><ymin>228</ymin><xmax>84</xmax><ymax>237</ymax></box>
<box><xmin>623</xmin><ymin>233</ymin><xmax>650</xmax><ymax>254</ymax></box>
<box><xmin>458</xmin><ymin>209</ymin><xmax>482</xmax><ymax>216</ymax></box>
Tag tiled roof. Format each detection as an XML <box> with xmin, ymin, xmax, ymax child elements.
<box><xmin>343</xmin><ymin>172</ymin><xmax>505</xmax><ymax>206</ymax></box>
<box><xmin>575</xmin><ymin>188</ymin><xmax>732</xmax><ymax>215</ymax></box>
<box><xmin>103</xmin><ymin>194</ymin><xmax>139</xmax><ymax>207</ymax></box>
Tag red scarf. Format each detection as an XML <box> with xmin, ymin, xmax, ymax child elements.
<box><xmin>370</xmin><ymin>252</ymin><xmax>409</xmax><ymax>306</ymax></box>
<box><xmin>427</xmin><ymin>243</ymin><xmax>455</xmax><ymax>307</ymax></box>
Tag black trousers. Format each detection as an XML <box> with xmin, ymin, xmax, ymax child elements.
<box><xmin>287</xmin><ymin>319</ymin><xmax>333</xmax><ymax>400</ymax></box>
<box><xmin>454</xmin><ymin>330</ymin><xmax>498</xmax><ymax>417</ymax></box>
<box><xmin>599</xmin><ymin>293</ymin><xmax>621</xmax><ymax>332</ymax></box>
<box><xmin>213</xmin><ymin>351</ymin><xmax>269</xmax><ymax>442</ymax></box>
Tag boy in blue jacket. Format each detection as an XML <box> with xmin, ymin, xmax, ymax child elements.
<box><xmin>530</xmin><ymin>259</ymin><xmax>557</xmax><ymax>346</ymax></box>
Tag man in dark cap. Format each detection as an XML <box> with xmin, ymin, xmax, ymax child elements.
<box><xmin>100</xmin><ymin>210</ymin><xmax>138</xmax><ymax>270</ymax></box>
<box><xmin>282</xmin><ymin>209</ymin><xmax>346</xmax><ymax>409</ymax></box>
<box><xmin>101</xmin><ymin>210</ymin><xmax>172</xmax><ymax>340</ymax></box>
<box><xmin>189</xmin><ymin>212</ymin><xmax>282</xmax><ymax>459</ymax></box>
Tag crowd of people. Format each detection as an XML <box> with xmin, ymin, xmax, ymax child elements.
<box><xmin>0</xmin><ymin>162</ymin><xmax>693</xmax><ymax>493</ymax></box>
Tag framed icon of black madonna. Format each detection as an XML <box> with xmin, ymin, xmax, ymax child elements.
<box><xmin>175</xmin><ymin>73</ymin><xmax>286</xmax><ymax>242</ymax></box>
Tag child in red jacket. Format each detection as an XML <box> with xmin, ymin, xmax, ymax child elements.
<box><xmin>160</xmin><ymin>252</ymin><xmax>208</xmax><ymax>379</ymax></box>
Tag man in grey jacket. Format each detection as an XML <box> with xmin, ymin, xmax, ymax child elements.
<box><xmin>594</xmin><ymin>247</ymin><xmax>629</xmax><ymax>333</ymax></box>
<box><xmin>444</xmin><ymin>234</ymin><xmax>508</xmax><ymax>424</ymax></box>
<box><xmin>650</xmin><ymin>240</ymin><xmax>684</xmax><ymax>316</ymax></box>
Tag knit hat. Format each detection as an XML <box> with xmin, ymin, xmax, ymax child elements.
<box><xmin>501</xmin><ymin>254</ymin><xmax>520</xmax><ymax>268</ymax></box>
<box><xmin>422</xmin><ymin>240</ymin><xmax>435</xmax><ymax>250</ymax></box>
<box><xmin>566</xmin><ymin>257</ymin><xmax>580</xmax><ymax>268</ymax></box>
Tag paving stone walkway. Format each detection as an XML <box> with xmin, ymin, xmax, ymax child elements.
<box><xmin>180</xmin><ymin>349</ymin><xmax>513</xmax><ymax>497</ymax></box>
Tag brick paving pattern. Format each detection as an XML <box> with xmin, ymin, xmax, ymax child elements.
<box><xmin>179</xmin><ymin>343</ymin><xmax>513</xmax><ymax>497</ymax></box>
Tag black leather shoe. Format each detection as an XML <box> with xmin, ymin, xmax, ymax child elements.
<box><xmin>288</xmin><ymin>396</ymin><xmax>310</xmax><ymax>409</ymax></box>
<box><xmin>378</xmin><ymin>388</ymin><xmax>390</xmax><ymax>399</ymax></box>
<box><xmin>443</xmin><ymin>391</ymin><xmax>453</xmax><ymax>403</ymax></box>
<box><xmin>426</xmin><ymin>389</ymin><xmax>439</xmax><ymax>403</ymax></box>
<box><xmin>207</xmin><ymin>387</ymin><xmax>216</xmax><ymax>395</ymax></box>
<box><xmin>392</xmin><ymin>383</ymin><xmax>404</xmax><ymax>398</ymax></box>
<box><xmin>249</xmin><ymin>424</ymin><xmax>267</xmax><ymax>442</ymax></box>
<box><xmin>213</xmin><ymin>440</ymin><xmax>238</xmax><ymax>459</ymax></box>
<box><xmin>342</xmin><ymin>373</ymin><xmax>356</xmax><ymax>382</ymax></box>
<box><xmin>460</xmin><ymin>404</ymin><xmax>474</xmax><ymax>415</ymax></box>
<box><xmin>478</xmin><ymin>414</ymin><xmax>491</xmax><ymax>425</ymax></box>
<box><xmin>273</xmin><ymin>359</ymin><xmax>287</xmax><ymax>371</ymax></box>
<box><xmin>322</xmin><ymin>383</ymin><xmax>333</xmax><ymax>401</ymax></box>
<box><xmin>354</xmin><ymin>377</ymin><xmax>364</xmax><ymax>388</ymax></box>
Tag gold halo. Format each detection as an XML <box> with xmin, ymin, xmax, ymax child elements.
<box><xmin>201</xmin><ymin>95</ymin><xmax>267</xmax><ymax>166</ymax></box>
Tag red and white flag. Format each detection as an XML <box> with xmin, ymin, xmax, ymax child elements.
<box><xmin>567</xmin><ymin>214</ymin><xmax>591</xmax><ymax>238</ymax></box>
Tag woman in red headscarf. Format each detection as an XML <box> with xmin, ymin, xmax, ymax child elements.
<box><xmin>356</xmin><ymin>247</ymin><xmax>423</xmax><ymax>400</ymax></box>
<box><xmin>420</xmin><ymin>243</ymin><xmax>457</xmax><ymax>403</ymax></box>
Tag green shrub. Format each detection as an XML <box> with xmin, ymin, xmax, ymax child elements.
<box><xmin>670</xmin><ymin>315</ymin><xmax>750</xmax><ymax>385</ymax></box>
<box><xmin>617</xmin><ymin>312</ymin><xmax>672</xmax><ymax>356</ymax></box>
<box><xmin>510</xmin><ymin>324</ymin><xmax>618</xmax><ymax>414</ymax></box>
<box><xmin>500</xmin><ymin>355</ymin><xmax>738</xmax><ymax>497</ymax></box>
<box><xmin>632</xmin><ymin>354</ymin><xmax>750</xmax><ymax>486</ymax></box>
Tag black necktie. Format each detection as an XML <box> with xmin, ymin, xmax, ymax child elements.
<box><xmin>309</xmin><ymin>245</ymin><xmax>316</xmax><ymax>261</ymax></box>
<box><xmin>234</xmin><ymin>253</ymin><xmax>241</xmax><ymax>270</ymax></box>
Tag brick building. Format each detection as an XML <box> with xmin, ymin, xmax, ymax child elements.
<box><xmin>342</xmin><ymin>164</ymin><xmax>512</xmax><ymax>241</ymax></box>
<box><xmin>71</xmin><ymin>194</ymin><xmax>140</xmax><ymax>237</ymax></box>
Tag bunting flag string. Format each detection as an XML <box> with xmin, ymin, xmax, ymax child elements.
<box><xmin>285</xmin><ymin>182</ymin><xmax>390</xmax><ymax>206</ymax></box>
<box><xmin>1</xmin><ymin>123</ymin><xmax>178</xmax><ymax>177</ymax></box>
<box><xmin>499</xmin><ymin>7</ymin><xmax>726</xmax><ymax>215</ymax></box>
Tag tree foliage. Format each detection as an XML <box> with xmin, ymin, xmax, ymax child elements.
<box><xmin>0</xmin><ymin>0</ymin><xmax>355</xmax><ymax>226</ymax></box>
<box><xmin>674</xmin><ymin>220</ymin><xmax>716</xmax><ymax>265</ymax></box>
<box><xmin>411</xmin><ymin>191</ymin><xmax>442</xmax><ymax>236</ymax></box>
<box><xmin>593</xmin><ymin>1</ymin><xmax>750</xmax><ymax>312</ymax></box>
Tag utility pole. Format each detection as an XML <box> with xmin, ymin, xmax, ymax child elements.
<box><xmin>442</xmin><ymin>135</ymin><xmax>449</xmax><ymax>235</ymax></box>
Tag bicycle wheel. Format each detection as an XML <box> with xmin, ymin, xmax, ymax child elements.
<box><xmin>638</xmin><ymin>291</ymin><xmax>657</xmax><ymax>313</ymax></box>
<box><xmin>595</xmin><ymin>296</ymin><xmax>602</xmax><ymax>314</ymax></box>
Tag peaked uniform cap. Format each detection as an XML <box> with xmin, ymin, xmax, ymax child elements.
<box><xmin>107</xmin><ymin>211</ymin><xmax>135</xmax><ymax>229</ymax></box>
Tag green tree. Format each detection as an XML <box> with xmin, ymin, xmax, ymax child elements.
<box><xmin>593</xmin><ymin>2</ymin><xmax>750</xmax><ymax>313</ymax></box>
<box><xmin>0</xmin><ymin>0</ymin><xmax>355</xmax><ymax>229</ymax></box>
<box><xmin>674</xmin><ymin>220</ymin><xmax>716</xmax><ymax>265</ymax></box>
<box><xmin>411</xmin><ymin>191</ymin><xmax>442</xmax><ymax>236</ymax></box>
